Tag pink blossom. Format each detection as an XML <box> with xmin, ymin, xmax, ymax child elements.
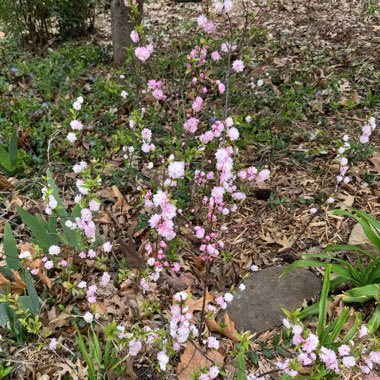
<box><xmin>130</xmin><ymin>30</ymin><xmax>140</xmax><ymax>43</ymax></box>
<box><xmin>49</xmin><ymin>245</ymin><xmax>60</xmax><ymax>256</ymax></box>
<box><xmin>128</xmin><ymin>339</ymin><xmax>142</xmax><ymax>356</ymax></box>
<box><xmin>369</xmin><ymin>351</ymin><xmax>380</xmax><ymax>364</ymax></box>
<box><xmin>135</xmin><ymin>44</ymin><xmax>154</xmax><ymax>63</ymax></box>
<box><xmin>227</xmin><ymin>127</ymin><xmax>239</xmax><ymax>141</ymax></box>
<box><xmin>211</xmin><ymin>51</ymin><xmax>221</xmax><ymax>61</ymax></box>
<box><xmin>103</xmin><ymin>242</ymin><xmax>112</xmax><ymax>253</ymax></box>
<box><xmin>292</xmin><ymin>334</ymin><xmax>304</xmax><ymax>345</ymax></box>
<box><xmin>298</xmin><ymin>352</ymin><xmax>313</xmax><ymax>366</ymax></box>
<box><xmin>100</xmin><ymin>272</ymin><xmax>111</xmax><ymax>287</ymax></box>
<box><xmin>157</xmin><ymin>351</ymin><xmax>169</xmax><ymax>371</ymax></box>
<box><xmin>157</xmin><ymin>220</ymin><xmax>176</xmax><ymax>240</ymax></box>
<box><xmin>194</xmin><ymin>226</ymin><xmax>205</xmax><ymax>239</ymax></box>
<box><xmin>232</xmin><ymin>59</ymin><xmax>245</xmax><ymax>73</ymax></box>
<box><xmin>184</xmin><ymin>117</ymin><xmax>199</xmax><ymax>133</ymax></box>
<box><xmin>192</xmin><ymin>96</ymin><xmax>203</xmax><ymax>113</ymax></box>
<box><xmin>149</xmin><ymin>213</ymin><xmax>162</xmax><ymax>228</ymax></box>
<box><xmin>168</xmin><ymin>161</ymin><xmax>185</xmax><ymax>179</ymax></box>
<box><xmin>161</xmin><ymin>202</ymin><xmax>177</xmax><ymax>220</ymax></box>
<box><xmin>70</xmin><ymin>120</ymin><xmax>83</xmax><ymax>131</ymax></box>
<box><xmin>319</xmin><ymin>346</ymin><xmax>339</xmax><ymax>372</ymax></box>
<box><xmin>208</xmin><ymin>366</ymin><xmax>219</xmax><ymax>379</ymax></box>
<box><xmin>302</xmin><ymin>333</ymin><xmax>319</xmax><ymax>353</ymax></box>
<box><xmin>199</xmin><ymin>131</ymin><xmax>214</xmax><ymax>144</ymax></box>
<box><xmin>83</xmin><ymin>311</ymin><xmax>93</xmax><ymax>323</ymax></box>
<box><xmin>152</xmin><ymin>88</ymin><xmax>167</xmax><ymax>101</ymax></box>
<box><xmin>66</xmin><ymin>132</ymin><xmax>77</xmax><ymax>143</ymax></box>
<box><xmin>216</xmin><ymin>296</ymin><xmax>227</xmax><ymax>309</ymax></box>
<box><xmin>217</xmin><ymin>81</ymin><xmax>225</xmax><ymax>94</ymax></box>
<box><xmin>141</xmin><ymin>128</ymin><xmax>152</xmax><ymax>142</ymax></box>
<box><xmin>89</xmin><ymin>200</ymin><xmax>100</xmax><ymax>212</ymax></box>
<box><xmin>206</xmin><ymin>336</ymin><xmax>220</xmax><ymax>349</ymax></box>
<box><xmin>197</xmin><ymin>15</ymin><xmax>216</xmax><ymax>34</ymax></box>
<box><xmin>48</xmin><ymin>338</ymin><xmax>57</xmax><ymax>350</ymax></box>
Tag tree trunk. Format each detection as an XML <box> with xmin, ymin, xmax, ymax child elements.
<box><xmin>111</xmin><ymin>0</ymin><xmax>143</xmax><ymax>67</ymax></box>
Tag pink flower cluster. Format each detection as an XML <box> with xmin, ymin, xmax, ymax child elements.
<box><xmin>168</xmin><ymin>161</ymin><xmax>185</xmax><ymax>179</ymax></box>
<box><xmin>147</xmin><ymin>190</ymin><xmax>177</xmax><ymax>240</ymax></box>
<box><xmin>278</xmin><ymin>319</ymin><xmax>380</xmax><ymax>377</ymax></box>
<box><xmin>66</xmin><ymin>96</ymin><xmax>85</xmax><ymax>143</ymax></box>
<box><xmin>187</xmin><ymin>45</ymin><xmax>208</xmax><ymax>67</ymax></box>
<box><xmin>145</xmin><ymin>241</ymin><xmax>180</xmax><ymax>281</ymax></box>
<box><xmin>148</xmin><ymin>79</ymin><xmax>167</xmax><ymax>101</ymax></box>
<box><xmin>41</xmin><ymin>187</ymin><xmax>58</xmax><ymax>215</ymax></box>
<box><xmin>215</xmin><ymin>0</ymin><xmax>233</xmax><ymax>13</ymax></box>
<box><xmin>184</xmin><ymin>117</ymin><xmax>200</xmax><ymax>133</ymax></box>
<box><xmin>135</xmin><ymin>43</ymin><xmax>154</xmax><ymax>63</ymax></box>
<box><xmin>170</xmin><ymin>292</ymin><xmax>198</xmax><ymax>348</ymax></box>
<box><xmin>196</xmin><ymin>15</ymin><xmax>216</xmax><ymax>34</ymax></box>
<box><xmin>360</xmin><ymin>117</ymin><xmax>376</xmax><ymax>144</ymax></box>
<box><xmin>192</xmin><ymin>96</ymin><xmax>204</xmax><ymax>113</ymax></box>
<box><xmin>336</xmin><ymin>134</ymin><xmax>351</xmax><ymax>185</ymax></box>
<box><xmin>141</xmin><ymin>128</ymin><xmax>155</xmax><ymax>153</ymax></box>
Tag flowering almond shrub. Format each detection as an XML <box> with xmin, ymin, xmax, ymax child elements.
<box><xmin>1</xmin><ymin>0</ymin><xmax>380</xmax><ymax>378</ymax></box>
<box><xmin>23</xmin><ymin>0</ymin><xmax>272</xmax><ymax>376</ymax></box>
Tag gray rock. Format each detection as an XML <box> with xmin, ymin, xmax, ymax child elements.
<box><xmin>227</xmin><ymin>266</ymin><xmax>321</xmax><ymax>334</ymax></box>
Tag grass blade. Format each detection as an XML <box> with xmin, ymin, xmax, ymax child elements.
<box><xmin>318</xmin><ymin>265</ymin><xmax>331</xmax><ymax>343</ymax></box>
<box><xmin>4</xmin><ymin>222</ymin><xmax>21</xmax><ymax>271</ymax></box>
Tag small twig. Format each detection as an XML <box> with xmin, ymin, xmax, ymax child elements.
<box><xmin>223</xmin><ymin>14</ymin><xmax>233</xmax><ymax>119</ymax></box>
<box><xmin>198</xmin><ymin>261</ymin><xmax>210</xmax><ymax>344</ymax></box>
<box><xmin>189</xmin><ymin>339</ymin><xmax>217</xmax><ymax>365</ymax></box>
<box><xmin>283</xmin><ymin>209</ymin><xmax>323</xmax><ymax>256</ymax></box>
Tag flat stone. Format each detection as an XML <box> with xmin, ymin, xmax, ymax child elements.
<box><xmin>227</xmin><ymin>266</ymin><xmax>321</xmax><ymax>334</ymax></box>
<box><xmin>348</xmin><ymin>223</ymin><xmax>378</xmax><ymax>256</ymax></box>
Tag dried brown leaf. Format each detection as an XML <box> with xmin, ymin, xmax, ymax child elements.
<box><xmin>0</xmin><ymin>175</ymin><xmax>15</xmax><ymax>191</ymax></box>
<box><xmin>206</xmin><ymin>312</ymin><xmax>240</xmax><ymax>342</ymax></box>
<box><xmin>186</xmin><ymin>289</ymin><xmax>215</xmax><ymax>315</ymax></box>
<box><xmin>0</xmin><ymin>270</ymin><xmax>26</xmax><ymax>295</ymax></box>
<box><xmin>369</xmin><ymin>151</ymin><xmax>380</xmax><ymax>174</ymax></box>
<box><xmin>112</xmin><ymin>186</ymin><xmax>132</xmax><ymax>215</ymax></box>
<box><xmin>117</xmin><ymin>238</ymin><xmax>146</xmax><ymax>271</ymax></box>
<box><xmin>20</xmin><ymin>243</ymin><xmax>52</xmax><ymax>289</ymax></box>
<box><xmin>177</xmin><ymin>343</ymin><xmax>224</xmax><ymax>380</ymax></box>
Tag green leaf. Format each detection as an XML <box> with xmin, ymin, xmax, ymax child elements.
<box><xmin>330</xmin><ymin>276</ymin><xmax>349</xmax><ymax>290</ymax></box>
<box><xmin>342</xmin><ymin>284</ymin><xmax>380</xmax><ymax>303</ymax></box>
<box><xmin>302</xmin><ymin>252</ymin><xmax>355</xmax><ymax>269</ymax></box>
<box><xmin>47</xmin><ymin>216</ymin><xmax>59</xmax><ymax>245</ymax></box>
<box><xmin>236</xmin><ymin>350</ymin><xmax>246</xmax><ymax>380</ymax></box>
<box><xmin>326</xmin><ymin>307</ymin><xmax>349</xmax><ymax>344</ymax></box>
<box><xmin>368</xmin><ymin>304</ymin><xmax>380</xmax><ymax>335</ymax></box>
<box><xmin>4</xmin><ymin>222</ymin><xmax>21</xmax><ymax>271</ymax></box>
<box><xmin>46</xmin><ymin>170</ymin><xmax>81</xmax><ymax>250</ymax></box>
<box><xmin>25</xmin><ymin>272</ymin><xmax>40</xmax><ymax>314</ymax></box>
<box><xmin>368</xmin><ymin>266</ymin><xmax>380</xmax><ymax>283</ymax></box>
<box><xmin>0</xmin><ymin>303</ymin><xmax>10</xmax><ymax>327</ymax></box>
<box><xmin>17</xmin><ymin>206</ymin><xmax>52</xmax><ymax>251</ymax></box>
<box><xmin>325</xmin><ymin>244</ymin><xmax>376</xmax><ymax>260</ymax></box>
<box><xmin>273</xmin><ymin>332</ymin><xmax>280</xmax><ymax>346</ymax></box>
<box><xmin>298</xmin><ymin>303</ymin><xmax>319</xmax><ymax>320</ymax></box>
<box><xmin>76</xmin><ymin>328</ymin><xmax>97</xmax><ymax>379</ymax></box>
<box><xmin>281</xmin><ymin>260</ymin><xmax>352</xmax><ymax>283</ymax></box>
<box><xmin>342</xmin><ymin>312</ymin><xmax>362</xmax><ymax>343</ymax></box>
<box><xmin>318</xmin><ymin>265</ymin><xmax>331</xmax><ymax>343</ymax></box>
<box><xmin>275</xmin><ymin>345</ymin><xmax>287</xmax><ymax>355</ymax></box>
<box><xmin>0</xmin><ymin>146</ymin><xmax>12</xmax><ymax>173</ymax></box>
<box><xmin>247</xmin><ymin>351</ymin><xmax>258</xmax><ymax>365</ymax></box>
<box><xmin>18</xmin><ymin>296</ymin><xmax>34</xmax><ymax>315</ymax></box>
<box><xmin>330</xmin><ymin>209</ymin><xmax>380</xmax><ymax>250</ymax></box>
<box><xmin>9</xmin><ymin>128</ymin><xmax>18</xmax><ymax>167</ymax></box>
